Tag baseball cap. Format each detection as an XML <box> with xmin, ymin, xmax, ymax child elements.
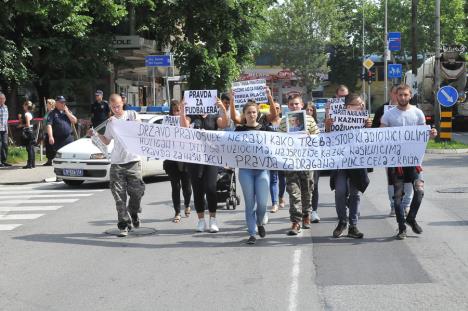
<box><xmin>120</xmin><ymin>92</ymin><xmax>127</xmax><ymax>98</ymax></box>
<box><xmin>95</xmin><ymin>90</ymin><xmax>104</xmax><ymax>96</ymax></box>
<box><xmin>55</xmin><ymin>95</ymin><xmax>66</xmax><ymax>102</ymax></box>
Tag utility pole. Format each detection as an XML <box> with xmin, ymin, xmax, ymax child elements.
<box><xmin>384</xmin><ymin>0</ymin><xmax>388</xmax><ymax>103</ymax></box>
<box><xmin>362</xmin><ymin>1</ymin><xmax>366</xmax><ymax>101</ymax></box>
<box><xmin>434</xmin><ymin>0</ymin><xmax>441</xmax><ymax>139</ymax></box>
<box><xmin>411</xmin><ymin>0</ymin><xmax>418</xmax><ymax>75</ymax></box>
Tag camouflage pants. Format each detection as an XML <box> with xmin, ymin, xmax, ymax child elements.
<box><xmin>110</xmin><ymin>161</ymin><xmax>146</xmax><ymax>229</ymax></box>
<box><xmin>285</xmin><ymin>171</ymin><xmax>314</xmax><ymax>224</ymax></box>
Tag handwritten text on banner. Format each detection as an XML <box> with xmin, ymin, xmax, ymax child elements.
<box><xmin>112</xmin><ymin>120</ymin><xmax>430</xmax><ymax>171</ymax></box>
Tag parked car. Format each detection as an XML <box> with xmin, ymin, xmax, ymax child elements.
<box><xmin>53</xmin><ymin>114</ymin><xmax>166</xmax><ymax>186</ymax></box>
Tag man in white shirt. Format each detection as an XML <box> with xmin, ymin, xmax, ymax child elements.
<box><xmin>89</xmin><ymin>94</ymin><xmax>145</xmax><ymax>237</ymax></box>
<box><xmin>381</xmin><ymin>84</ymin><xmax>437</xmax><ymax>240</ymax></box>
<box><xmin>0</xmin><ymin>92</ymin><xmax>11</xmax><ymax>167</ymax></box>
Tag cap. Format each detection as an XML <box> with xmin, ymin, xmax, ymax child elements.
<box><xmin>120</xmin><ymin>92</ymin><xmax>127</xmax><ymax>98</ymax></box>
<box><xmin>55</xmin><ymin>95</ymin><xmax>66</xmax><ymax>102</ymax></box>
<box><xmin>95</xmin><ymin>90</ymin><xmax>104</xmax><ymax>96</ymax></box>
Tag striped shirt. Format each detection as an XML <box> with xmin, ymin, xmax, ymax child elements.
<box><xmin>0</xmin><ymin>104</ymin><xmax>8</xmax><ymax>132</ymax></box>
<box><xmin>278</xmin><ymin>114</ymin><xmax>319</xmax><ymax>134</ymax></box>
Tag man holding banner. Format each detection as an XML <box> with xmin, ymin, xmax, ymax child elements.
<box><xmin>279</xmin><ymin>94</ymin><xmax>319</xmax><ymax>235</ymax></box>
<box><xmin>380</xmin><ymin>84</ymin><xmax>437</xmax><ymax>240</ymax></box>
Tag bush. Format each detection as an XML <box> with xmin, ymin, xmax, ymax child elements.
<box><xmin>7</xmin><ymin>146</ymin><xmax>41</xmax><ymax>163</ymax></box>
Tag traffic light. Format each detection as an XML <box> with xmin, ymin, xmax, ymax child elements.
<box><xmin>367</xmin><ymin>69</ymin><xmax>376</xmax><ymax>84</ymax></box>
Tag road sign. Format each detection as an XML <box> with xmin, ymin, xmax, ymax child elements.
<box><xmin>145</xmin><ymin>55</ymin><xmax>171</xmax><ymax>67</ymax></box>
<box><xmin>437</xmin><ymin>86</ymin><xmax>459</xmax><ymax>107</ymax></box>
<box><xmin>388</xmin><ymin>64</ymin><xmax>402</xmax><ymax>79</ymax></box>
<box><xmin>363</xmin><ymin>58</ymin><xmax>374</xmax><ymax>70</ymax></box>
<box><xmin>388</xmin><ymin>32</ymin><xmax>401</xmax><ymax>51</ymax></box>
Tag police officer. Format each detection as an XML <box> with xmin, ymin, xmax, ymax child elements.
<box><xmin>91</xmin><ymin>90</ymin><xmax>110</xmax><ymax>127</ymax></box>
<box><xmin>47</xmin><ymin>96</ymin><xmax>77</xmax><ymax>152</ymax></box>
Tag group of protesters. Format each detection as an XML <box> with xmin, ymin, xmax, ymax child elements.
<box><xmin>95</xmin><ymin>82</ymin><xmax>436</xmax><ymax>243</ymax></box>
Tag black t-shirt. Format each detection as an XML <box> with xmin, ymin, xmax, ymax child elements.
<box><xmin>235</xmin><ymin>123</ymin><xmax>273</xmax><ymax>132</ymax></box>
<box><xmin>91</xmin><ymin>100</ymin><xmax>110</xmax><ymax>126</ymax></box>
<box><xmin>372</xmin><ymin>102</ymin><xmax>391</xmax><ymax>128</ymax></box>
<box><xmin>47</xmin><ymin>109</ymin><xmax>72</xmax><ymax>139</ymax></box>
<box><xmin>189</xmin><ymin>114</ymin><xmax>218</xmax><ymax>130</ymax></box>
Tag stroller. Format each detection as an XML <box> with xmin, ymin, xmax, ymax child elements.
<box><xmin>216</xmin><ymin>167</ymin><xmax>241</xmax><ymax>209</ymax></box>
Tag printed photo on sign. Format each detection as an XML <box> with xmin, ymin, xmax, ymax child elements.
<box><xmin>184</xmin><ymin>90</ymin><xmax>218</xmax><ymax>115</ymax></box>
<box><xmin>232</xmin><ymin>79</ymin><xmax>267</xmax><ymax>108</ymax></box>
<box><xmin>163</xmin><ymin>115</ymin><xmax>180</xmax><ymax>127</ymax></box>
<box><xmin>286</xmin><ymin>111</ymin><xmax>306</xmax><ymax>133</ymax></box>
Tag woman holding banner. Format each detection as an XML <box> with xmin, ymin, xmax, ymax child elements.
<box><xmin>268</xmin><ymin>101</ymin><xmax>286</xmax><ymax>213</ymax></box>
<box><xmin>234</xmin><ymin>101</ymin><xmax>272</xmax><ymax>245</ymax></box>
<box><xmin>163</xmin><ymin>100</ymin><xmax>192</xmax><ymax>223</ymax></box>
<box><xmin>325</xmin><ymin>94</ymin><xmax>371</xmax><ymax>239</ymax></box>
<box><xmin>180</xmin><ymin>97</ymin><xmax>228</xmax><ymax>233</ymax></box>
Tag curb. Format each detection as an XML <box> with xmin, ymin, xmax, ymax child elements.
<box><xmin>426</xmin><ymin>148</ymin><xmax>468</xmax><ymax>154</ymax></box>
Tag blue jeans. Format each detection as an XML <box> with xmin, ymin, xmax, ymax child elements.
<box><xmin>239</xmin><ymin>168</ymin><xmax>270</xmax><ymax>236</ymax></box>
<box><xmin>270</xmin><ymin>170</ymin><xmax>286</xmax><ymax>204</ymax></box>
<box><xmin>334</xmin><ymin>170</ymin><xmax>360</xmax><ymax>226</ymax></box>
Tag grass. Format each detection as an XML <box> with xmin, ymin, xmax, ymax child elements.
<box><xmin>7</xmin><ymin>146</ymin><xmax>42</xmax><ymax>163</ymax></box>
<box><xmin>427</xmin><ymin>139</ymin><xmax>468</xmax><ymax>149</ymax></box>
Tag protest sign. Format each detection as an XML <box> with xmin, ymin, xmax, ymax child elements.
<box><xmin>184</xmin><ymin>90</ymin><xmax>218</xmax><ymax>115</ymax></box>
<box><xmin>325</xmin><ymin>97</ymin><xmax>345</xmax><ymax>118</ymax></box>
<box><xmin>286</xmin><ymin>111</ymin><xmax>306</xmax><ymax>133</ymax></box>
<box><xmin>112</xmin><ymin>120</ymin><xmax>430</xmax><ymax>171</ymax></box>
<box><xmin>90</xmin><ymin>129</ymin><xmax>109</xmax><ymax>158</ymax></box>
<box><xmin>232</xmin><ymin>79</ymin><xmax>267</xmax><ymax>107</ymax></box>
<box><xmin>329</xmin><ymin>109</ymin><xmax>369</xmax><ymax>132</ymax></box>
<box><xmin>162</xmin><ymin>115</ymin><xmax>180</xmax><ymax>127</ymax></box>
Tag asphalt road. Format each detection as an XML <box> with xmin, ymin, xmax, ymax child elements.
<box><xmin>1</xmin><ymin>153</ymin><xmax>468</xmax><ymax>310</ymax></box>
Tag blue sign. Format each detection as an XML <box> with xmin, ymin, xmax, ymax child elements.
<box><xmin>145</xmin><ymin>55</ymin><xmax>171</xmax><ymax>67</ymax></box>
<box><xmin>388</xmin><ymin>64</ymin><xmax>402</xmax><ymax>79</ymax></box>
<box><xmin>388</xmin><ymin>32</ymin><xmax>401</xmax><ymax>51</ymax></box>
<box><xmin>437</xmin><ymin>86</ymin><xmax>459</xmax><ymax>107</ymax></box>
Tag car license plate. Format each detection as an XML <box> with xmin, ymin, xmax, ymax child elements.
<box><xmin>63</xmin><ymin>168</ymin><xmax>84</xmax><ymax>177</ymax></box>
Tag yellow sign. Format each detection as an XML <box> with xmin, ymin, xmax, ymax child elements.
<box><xmin>363</xmin><ymin>58</ymin><xmax>375</xmax><ymax>70</ymax></box>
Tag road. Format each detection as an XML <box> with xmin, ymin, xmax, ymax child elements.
<box><xmin>453</xmin><ymin>132</ymin><xmax>468</xmax><ymax>145</ymax></box>
<box><xmin>1</xmin><ymin>153</ymin><xmax>468</xmax><ymax>310</ymax></box>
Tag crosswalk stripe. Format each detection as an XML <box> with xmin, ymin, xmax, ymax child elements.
<box><xmin>0</xmin><ymin>194</ymin><xmax>93</xmax><ymax>199</ymax></box>
<box><xmin>0</xmin><ymin>224</ymin><xmax>22</xmax><ymax>230</ymax></box>
<box><xmin>0</xmin><ymin>206</ymin><xmax>63</xmax><ymax>211</ymax></box>
<box><xmin>0</xmin><ymin>187</ymin><xmax>105</xmax><ymax>192</ymax></box>
<box><xmin>0</xmin><ymin>190</ymin><xmax>105</xmax><ymax>194</ymax></box>
<box><xmin>0</xmin><ymin>199</ymin><xmax>78</xmax><ymax>204</ymax></box>
<box><xmin>0</xmin><ymin>214</ymin><xmax>44</xmax><ymax>220</ymax></box>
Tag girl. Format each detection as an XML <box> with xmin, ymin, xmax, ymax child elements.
<box><xmin>19</xmin><ymin>101</ymin><xmax>35</xmax><ymax>169</ymax></box>
<box><xmin>268</xmin><ymin>101</ymin><xmax>286</xmax><ymax>213</ymax></box>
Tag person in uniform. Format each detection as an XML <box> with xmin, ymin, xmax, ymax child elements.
<box><xmin>46</xmin><ymin>96</ymin><xmax>77</xmax><ymax>153</ymax></box>
<box><xmin>91</xmin><ymin>90</ymin><xmax>110</xmax><ymax>127</ymax></box>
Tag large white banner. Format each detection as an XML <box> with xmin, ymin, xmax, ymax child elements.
<box><xmin>232</xmin><ymin>79</ymin><xmax>268</xmax><ymax>107</ymax></box>
<box><xmin>112</xmin><ymin>121</ymin><xmax>430</xmax><ymax>170</ymax></box>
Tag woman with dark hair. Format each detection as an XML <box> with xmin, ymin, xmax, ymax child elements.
<box><xmin>18</xmin><ymin>101</ymin><xmax>35</xmax><ymax>169</ymax></box>
<box><xmin>304</xmin><ymin>101</ymin><xmax>320</xmax><ymax>223</ymax></box>
<box><xmin>180</xmin><ymin>97</ymin><xmax>228</xmax><ymax>233</ymax></box>
<box><xmin>325</xmin><ymin>93</ymin><xmax>371</xmax><ymax>239</ymax></box>
<box><xmin>268</xmin><ymin>101</ymin><xmax>286</xmax><ymax>213</ymax></box>
<box><xmin>164</xmin><ymin>100</ymin><xmax>192</xmax><ymax>223</ymax></box>
<box><xmin>234</xmin><ymin>101</ymin><xmax>272</xmax><ymax>245</ymax></box>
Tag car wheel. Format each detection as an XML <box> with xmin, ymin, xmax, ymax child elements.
<box><xmin>63</xmin><ymin>179</ymin><xmax>84</xmax><ymax>186</ymax></box>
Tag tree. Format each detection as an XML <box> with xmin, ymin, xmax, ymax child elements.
<box><xmin>144</xmin><ymin>0</ymin><xmax>273</xmax><ymax>91</ymax></box>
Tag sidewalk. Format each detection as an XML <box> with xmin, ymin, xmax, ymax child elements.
<box><xmin>0</xmin><ymin>162</ymin><xmax>56</xmax><ymax>185</ymax></box>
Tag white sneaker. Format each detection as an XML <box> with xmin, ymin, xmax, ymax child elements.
<box><xmin>196</xmin><ymin>218</ymin><xmax>207</xmax><ymax>232</ymax></box>
<box><xmin>311</xmin><ymin>211</ymin><xmax>320</xmax><ymax>223</ymax></box>
<box><xmin>262</xmin><ymin>213</ymin><xmax>269</xmax><ymax>225</ymax></box>
<box><xmin>209</xmin><ymin>217</ymin><xmax>219</xmax><ymax>233</ymax></box>
<box><xmin>389</xmin><ymin>208</ymin><xmax>396</xmax><ymax>217</ymax></box>
<box><xmin>117</xmin><ymin>227</ymin><xmax>128</xmax><ymax>237</ymax></box>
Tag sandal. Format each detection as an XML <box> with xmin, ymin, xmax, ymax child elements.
<box><xmin>270</xmin><ymin>204</ymin><xmax>279</xmax><ymax>213</ymax></box>
<box><xmin>184</xmin><ymin>206</ymin><xmax>191</xmax><ymax>217</ymax></box>
<box><xmin>172</xmin><ymin>215</ymin><xmax>181</xmax><ymax>223</ymax></box>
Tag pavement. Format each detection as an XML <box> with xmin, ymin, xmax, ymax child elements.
<box><xmin>0</xmin><ymin>161</ymin><xmax>56</xmax><ymax>185</ymax></box>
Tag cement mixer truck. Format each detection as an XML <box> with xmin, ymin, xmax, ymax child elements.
<box><xmin>405</xmin><ymin>45</ymin><xmax>467</xmax><ymax>128</ymax></box>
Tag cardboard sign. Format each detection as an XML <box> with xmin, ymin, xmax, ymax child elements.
<box><xmin>232</xmin><ymin>79</ymin><xmax>268</xmax><ymax>107</ymax></box>
<box><xmin>162</xmin><ymin>115</ymin><xmax>180</xmax><ymax>127</ymax></box>
<box><xmin>330</xmin><ymin>109</ymin><xmax>369</xmax><ymax>132</ymax></box>
<box><xmin>184</xmin><ymin>90</ymin><xmax>218</xmax><ymax>115</ymax></box>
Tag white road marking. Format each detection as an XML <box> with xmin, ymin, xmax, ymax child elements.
<box><xmin>0</xmin><ymin>206</ymin><xmax>63</xmax><ymax>212</ymax></box>
<box><xmin>0</xmin><ymin>214</ymin><xmax>44</xmax><ymax>220</ymax></box>
<box><xmin>0</xmin><ymin>199</ymin><xmax>78</xmax><ymax>204</ymax></box>
<box><xmin>0</xmin><ymin>190</ymin><xmax>104</xmax><ymax>194</ymax></box>
<box><xmin>0</xmin><ymin>187</ymin><xmax>105</xmax><ymax>192</ymax></box>
<box><xmin>288</xmin><ymin>249</ymin><xmax>302</xmax><ymax>311</ymax></box>
<box><xmin>0</xmin><ymin>224</ymin><xmax>22</xmax><ymax>231</ymax></box>
<box><xmin>0</xmin><ymin>194</ymin><xmax>92</xmax><ymax>199</ymax></box>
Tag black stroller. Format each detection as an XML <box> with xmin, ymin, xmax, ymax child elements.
<box><xmin>216</xmin><ymin>167</ymin><xmax>241</xmax><ymax>209</ymax></box>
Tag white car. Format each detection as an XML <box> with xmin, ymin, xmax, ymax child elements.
<box><xmin>53</xmin><ymin>114</ymin><xmax>166</xmax><ymax>186</ymax></box>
